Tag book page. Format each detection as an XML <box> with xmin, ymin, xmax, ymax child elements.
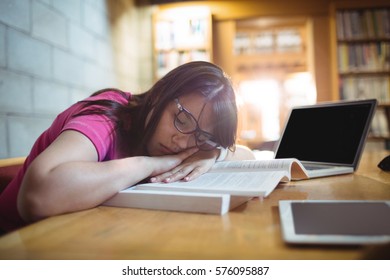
<box><xmin>212</xmin><ymin>158</ymin><xmax>295</xmax><ymax>172</ymax></box>
<box><xmin>211</xmin><ymin>158</ymin><xmax>308</xmax><ymax>180</ymax></box>
<box><xmin>134</xmin><ymin>170</ymin><xmax>289</xmax><ymax>197</ymax></box>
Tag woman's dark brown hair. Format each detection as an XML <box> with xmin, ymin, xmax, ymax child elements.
<box><xmin>75</xmin><ymin>61</ymin><xmax>237</xmax><ymax>157</ymax></box>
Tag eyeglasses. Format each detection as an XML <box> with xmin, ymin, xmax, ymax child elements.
<box><xmin>174</xmin><ymin>98</ymin><xmax>219</xmax><ymax>151</ymax></box>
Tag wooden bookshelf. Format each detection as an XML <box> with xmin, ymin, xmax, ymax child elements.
<box><xmin>213</xmin><ymin>18</ymin><xmax>310</xmax><ymax>147</ymax></box>
<box><xmin>232</xmin><ymin>19</ymin><xmax>308</xmax><ymax>77</ymax></box>
<box><xmin>152</xmin><ymin>6</ymin><xmax>213</xmax><ymax>80</ymax></box>
<box><xmin>331</xmin><ymin>4</ymin><xmax>390</xmax><ymax>141</ymax></box>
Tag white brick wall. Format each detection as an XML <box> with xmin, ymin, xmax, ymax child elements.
<box><xmin>33</xmin><ymin>79</ymin><xmax>70</xmax><ymax>114</ymax></box>
<box><xmin>32</xmin><ymin>1</ymin><xmax>68</xmax><ymax>48</ymax></box>
<box><xmin>0</xmin><ymin>117</ymin><xmax>7</xmax><ymax>158</ymax></box>
<box><xmin>0</xmin><ymin>0</ymin><xmax>153</xmax><ymax>158</ymax></box>
<box><xmin>8</xmin><ymin>30</ymin><xmax>52</xmax><ymax>78</ymax></box>
<box><xmin>8</xmin><ymin>115</ymin><xmax>53</xmax><ymax>157</ymax></box>
<box><xmin>0</xmin><ymin>0</ymin><xmax>30</xmax><ymax>32</ymax></box>
<box><xmin>0</xmin><ymin>69</ymin><xmax>33</xmax><ymax>113</ymax></box>
<box><xmin>0</xmin><ymin>25</ymin><xmax>5</xmax><ymax>67</ymax></box>
<box><xmin>53</xmin><ymin>48</ymin><xmax>85</xmax><ymax>86</ymax></box>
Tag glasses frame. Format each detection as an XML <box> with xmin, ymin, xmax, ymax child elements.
<box><xmin>173</xmin><ymin>98</ymin><xmax>219</xmax><ymax>151</ymax></box>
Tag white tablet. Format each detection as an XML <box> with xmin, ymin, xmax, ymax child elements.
<box><xmin>279</xmin><ymin>200</ymin><xmax>390</xmax><ymax>245</ymax></box>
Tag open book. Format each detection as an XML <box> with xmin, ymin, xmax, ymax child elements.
<box><xmin>103</xmin><ymin>158</ymin><xmax>308</xmax><ymax>215</ymax></box>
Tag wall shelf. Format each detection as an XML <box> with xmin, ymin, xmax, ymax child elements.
<box><xmin>152</xmin><ymin>6</ymin><xmax>213</xmax><ymax>80</ymax></box>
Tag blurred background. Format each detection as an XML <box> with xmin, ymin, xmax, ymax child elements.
<box><xmin>0</xmin><ymin>0</ymin><xmax>389</xmax><ymax>158</ymax></box>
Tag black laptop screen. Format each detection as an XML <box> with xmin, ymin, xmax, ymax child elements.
<box><xmin>275</xmin><ymin>100</ymin><xmax>376</xmax><ymax>165</ymax></box>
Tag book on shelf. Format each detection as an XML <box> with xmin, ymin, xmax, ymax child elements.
<box><xmin>337</xmin><ymin>42</ymin><xmax>390</xmax><ymax>73</ymax></box>
<box><xmin>103</xmin><ymin>158</ymin><xmax>309</xmax><ymax>215</ymax></box>
<box><xmin>336</xmin><ymin>8</ymin><xmax>390</xmax><ymax>40</ymax></box>
<box><xmin>156</xmin><ymin>50</ymin><xmax>210</xmax><ymax>79</ymax></box>
<box><xmin>371</xmin><ymin>107</ymin><xmax>390</xmax><ymax>138</ymax></box>
<box><xmin>340</xmin><ymin>76</ymin><xmax>389</xmax><ymax>101</ymax></box>
<box><xmin>340</xmin><ymin>76</ymin><xmax>390</xmax><ymax>138</ymax></box>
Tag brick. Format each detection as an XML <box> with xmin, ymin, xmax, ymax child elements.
<box><xmin>0</xmin><ymin>116</ymin><xmax>7</xmax><ymax>158</ymax></box>
<box><xmin>84</xmin><ymin>61</ymin><xmax>115</xmax><ymax>90</ymax></box>
<box><xmin>82</xmin><ymin>1</ymin><xmax>109</xmax><ymax>38</ymax></box>
<box><xmin>33</xmin><ymin>78</ymin><xmax>71</xmax><ymax>114</ymax></box>
<box><xmin>69</xmin><ymin>23</ymin><xmax>96</xmax><ymax>61</ymax></box>
<box><xmin>52</xmin><ymin>0</ymin><xmax>81</xmax><ymax>24</ymax></box>
<box><xmin>0</xmin><ymin>0</ymin><xmax>30</xmax><ymax>32</ymax></box>
<box><xmin>0</xmin><ymin>24</ymin><xmax>5</xmax><ymax>67</ymax></box>
<box><xmin>8</xmin><ymin>115</ymin><xmax>54</xmax><ymax>157</ymax></box>
<box><xmin>69</xmin><ymin>87</ymin><xmax>90</xmax><ymax>104</ymax></box>
<box><xmin>53</xmin><ymin>48</ymin><xmax>84</xmax><ymax>87</ymax></box>
<box><xmin>32</xmin><ymin>1</ymin><xmax>68</xmax><ymax>48</ymax></box>
<box><xmin>0</xmin><ymin>69</ymin><xmax>33</xmax><ymax>113</ymax></box>
<box><xmin>95</xmin><ymin>39</ymin><xmax>114</xmax><ymax>69</ymax></box>
<box><xmin>7</xmin><ymin>29</ymin><xmax>52</xmax><ymax>78</ymax></box>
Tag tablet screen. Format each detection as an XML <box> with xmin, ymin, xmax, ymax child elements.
<box><xmin>279</xmin><ymin>200</ymin><xmax>390</xmax><ymax>244</ymax></box>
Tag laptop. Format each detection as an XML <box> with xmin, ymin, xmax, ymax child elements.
<box><xmin>274</xmin><ymin>99</ymin><xmax>377</xmax><ymax>178</ymax></box>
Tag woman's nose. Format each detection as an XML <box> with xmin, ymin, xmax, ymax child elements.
<box><xmin>172</xmin><ymin>133</ymin><xmax>196</xmax><ymax>150</ymax></box>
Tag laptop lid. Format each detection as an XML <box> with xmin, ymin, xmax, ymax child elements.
<box><xmin>274</xmin><ymin>99</ymin><xmax>377</xmax><ymax>170</ymax></box>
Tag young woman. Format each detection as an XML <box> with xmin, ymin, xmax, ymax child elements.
<box><xmin>0</xmin><ymin>61</ymin><xmax>254</xmax><ymax>232</ymax></box>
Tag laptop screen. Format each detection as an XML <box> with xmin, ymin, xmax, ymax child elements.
<box><xmin>275</xmin><ymin>99</ymin><xmax>377</xmax><ymax>166</ymax></box>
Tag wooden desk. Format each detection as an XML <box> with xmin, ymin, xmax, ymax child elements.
<box><xmin>0</xmin><ymin>151</ymin><xmax>389</xmax><ymax>260</ymax></box>
<box><xmin>0</xmin><ymin>157</ymin><xmax>25</xmax><ymax>168</ymax></box>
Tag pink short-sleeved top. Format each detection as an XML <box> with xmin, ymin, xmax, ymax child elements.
<box><xmin>0</xmin><ymin>90</ymin><xmax>131</xmax><ymax>232</ymax></box>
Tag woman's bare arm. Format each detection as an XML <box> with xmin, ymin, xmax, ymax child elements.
<box><xmin>17</xmin><ymin>130</ymin><xmax>196</xmax><ymax>222</ymax></box>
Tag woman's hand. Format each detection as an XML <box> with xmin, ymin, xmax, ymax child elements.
<box><xmin>149</xmin><ymin>149</ymin><xmax>219</xmax><ymax>183</ymax></box>
<box><xmin>147</xmin><ymin>147</ymin><xmax>199</xmax><ymax>178</ymax></box>
<box><xmin>149</xmin><ymin>145</ymin><xmax>256</xmax><ymax>183</ymax></box>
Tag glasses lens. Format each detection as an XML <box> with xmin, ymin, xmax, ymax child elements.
<box><xmin>173</xmin><ymin>100</ymin><xmax>220</xmax><ymax>151</ymax></box>
<box><xmin>175</xmin><ymin>111</ymin><xmax>197</xmax><ymax>133</ymax></box>
<box><xmin>196</xmin><ymin>132</ymin><xmax>219</xmax><ymax>151</ymax></box>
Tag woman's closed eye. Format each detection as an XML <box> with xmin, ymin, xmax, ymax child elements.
<box><xmin>176</xmin><ymin>113</ymin><xmax>195</xmax><ymax>130</ymax></box>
